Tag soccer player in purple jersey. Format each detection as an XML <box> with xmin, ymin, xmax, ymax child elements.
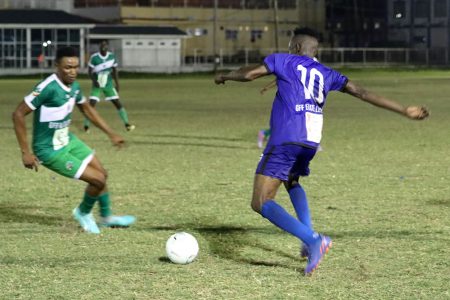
<box><xmin>214</xmin><ymin>28</ymin><xmax>429</xmax><ymax>275</ymax></box>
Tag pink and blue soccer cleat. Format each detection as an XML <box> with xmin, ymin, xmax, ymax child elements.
<box><xmin>305</xmin><ymin>235</ymin><xmax>332</xmax><ymax>275</ymax></box>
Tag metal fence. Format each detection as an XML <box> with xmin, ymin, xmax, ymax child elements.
<box><xmin>186</xmin><ymin>47</ymin><xmax>450</xmax><ymax>69</ymax></box>
<box><xmin>2</xmin><ymin>47</ymin><xmax>450</xmax><ymax>75</ymax></box>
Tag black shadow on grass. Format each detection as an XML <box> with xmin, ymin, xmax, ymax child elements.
<box><xmin>148</xmin><ymin>224</ymin><xmax>305</xmax><ymax>273</ymax></box>
<box><xmin>427</xmin><ymin>198</ymin><xmax>450</xmax><ymax>207</ymax></box>
<box><xmin>0</xmin><ymin>204</ymin><xmax>63</xmax><ymax>226</ymax></box>
<box><xmin>139</xmin><ymin>134</ymin><xmax>245</xmax><ymax>142</ymax></box>
<box><xmin>132</xmin><ymin>140</ymin><xmax>252</xmax><ymax>150</ymax></box>
<box><xmin>158</xmin><ymin>257</ymin><xmax>172</xmax><ymax>263</ymax></box>
<box><xmin>325</xmin><ymin>229</ymin><xmax>446</xmax><ymax>240</ymax></box>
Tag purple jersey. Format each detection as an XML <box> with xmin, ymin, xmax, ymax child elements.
<box><xmin>264</xmin><ymin>53</ymin><xmax>348</xmax><ymax>148</ymax></box>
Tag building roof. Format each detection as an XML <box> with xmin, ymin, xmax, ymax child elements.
<box><xmin>91</xmin><ymin>26</ymin><xmax>186</xmax><ymax>36</ymax></box>
<box><xmin>0</xmin><ymin>9</ymin><xmax>96</xmax><ymax>24</ymax></box>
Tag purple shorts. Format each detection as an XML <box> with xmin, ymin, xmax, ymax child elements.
<box><xmin>256</xmin><ymin>143</ymin><xmax>317</xmax><ymax>181</ymax></box>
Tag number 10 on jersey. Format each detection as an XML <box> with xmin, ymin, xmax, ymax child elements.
<box><xmin>297</xmin><ymin>65</ymin><xmax>325</xmax><ymax>105</ymax></box>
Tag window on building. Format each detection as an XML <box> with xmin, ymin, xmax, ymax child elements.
<box><xmin>415</xmin><ymin>0</ymin><xmax>429</xmax><ymax>18</ymax></box>
<box><xmin>186</xmin><ymin>28</ymin><xmax>208</xmax><ymax>36</ymax></box>
<box><xmin>434</xmin><ymin>0</ymin><xmax>447</xmax><ymax>17</ymax></box>
<box><xmin>225</xmin><ymin>30</ymin><xmax>238</xmax><ymax>40</ymax></box>
<box><xmin>57</xmin><ymin>29</ymin><xmax>68</xmax><ymax>43</ymax></box>
<box><xmin>1</xmin><ymin>28</ymin><xmax>28</xmax><ymax>68</ymax></box>
<box><xmin>31</xmin><ymin>29</ymin><xmax>42</xmax><ymax>42</ymax></box>
<box><xmin>69</xmin><ymin>30</ymin><xmax>80</xmax><ymax>43</ymax></box>
<box><xmin>43</xmin><ymin>29</ymin><xmax>53</xmax><ymax>44</ymax></box>
<box><xmin>393</xmin><ymin>0</ymin><xmax>406</xmax><ymax>19</ymax></box>
<box><xmin>250</xmin><ymin>30</ymin><xmax>263</xmax><ymax>43</ymax></box>
<box><xmin>413</xmin><ymin>35</ymin><xmax>426</xmax><ymax>43</ymax></box>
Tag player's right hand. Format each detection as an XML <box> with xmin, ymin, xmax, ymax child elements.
<box><xmin>22</xmin><ymin>153</ymin><xmax>39</xmax><ymax>172</ymax></box>
<box><xmin>110</xmin><ymin>133</ymin><xmax>125</xmax><ymax>148</ymax></box>
<box><xmin>405</xmin><ymin>106</ymin><xmax>429</xmax><ymax>120</ymax></box>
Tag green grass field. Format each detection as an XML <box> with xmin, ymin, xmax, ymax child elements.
<box><xmin>1</xmin><ymin>70</ymin><xmax>450</xmax><ymax>299</ymax></box>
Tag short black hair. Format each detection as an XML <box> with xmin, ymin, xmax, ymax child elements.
<box><xmin>292</xmin><ymin>27</ymin><xmax>319</xmax><ymax>39</ymax></box>
<box><xmin>55</xmin><ymin>47</ymin><xmax>78</xmax><ymax>63</ymax></box>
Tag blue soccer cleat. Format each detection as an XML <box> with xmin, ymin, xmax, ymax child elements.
<box><xmin>72</xmin><ymin>207</ymin><xmax>100</xmax><ymax>234</ymax></box>
<box><xmin>100</xmin><ymin>215</ymin><xmax>136</xmax><ymax>228</ymax></box>
<box><xmin>305</xmin><ymin>235</ymin><xmax>332</xmax><ymax>275</ymax></box>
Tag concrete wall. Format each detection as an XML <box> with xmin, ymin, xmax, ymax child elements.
<box><xmin>73</xmin><ymin>6</ymin><xmax>121</xmax><ymax>22</ymax></box>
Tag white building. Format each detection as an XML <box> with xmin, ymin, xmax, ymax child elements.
<box><xmin>0</xmin><ymin>9</ymin><xmax>186</xmax><ymax>74</ymax></box>
<box><xmin>0</xmin><ymin>9</ymin><xmax>94</xmax><ymax>73</ymax></box>
<box><xmin>89</xmin><ymin>26</ymin><xmax>187</xmax><ymax>73</ymax></box>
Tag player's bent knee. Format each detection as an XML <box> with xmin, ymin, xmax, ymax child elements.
<box><xmin>91</xmin><ymin>176</ymin><xmax>106</xmax><ymax>191</ymax></box>
<box><xmin>83</xmin><ymin>172</ymin><xmax>106</xmax><ymax>191</ymax></box>
<box><xmin>251</xmin><ymin>196</ymin><xmax>271</xmax><ymax>214</ymax></box>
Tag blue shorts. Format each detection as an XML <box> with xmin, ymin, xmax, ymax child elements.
<box><xmin>256</xmin><ymin>143</ymin><xmax>317</xmax><ymax>181</ymax></box>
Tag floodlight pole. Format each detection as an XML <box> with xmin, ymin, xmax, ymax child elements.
<box><xmin>273</xmin><ymin>0</ymin><xmax>280</xmax><ymax>52</ymax></box>
<box><xmin>213</xmin><ymin>0</ymin><xmax>218</xmax><ymax>72</ymax></box>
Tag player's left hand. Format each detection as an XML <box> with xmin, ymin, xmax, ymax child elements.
<box><xmin>405</xmin><ymin>106</ymin><xmax>429</xmax><ymax>120</ymax></box>
<box><xmin>214</xmin><ymin>74</ymin><xmax>225</xmax><ymax>85</ymax></box>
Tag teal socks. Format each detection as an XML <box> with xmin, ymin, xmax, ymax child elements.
<box><xmin>79</xmin><ymin>193</ymin><xmax>97</xmax><ymax>214</ymax></box>
<box><xmin>118</xmin><ymin>108</ymin><xmax>129</xmax><ymax>125</ymax></box>
<box><xmin>98</xmin><ymin>192</ymin><xmax>112</xmax><ymax>217</ymax></box>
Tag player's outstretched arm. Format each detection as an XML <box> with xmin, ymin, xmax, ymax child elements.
<box><xmin>78</xmin><ymin>102</ymin><xmax>124</xmax><ymax>147</ymax></box>
<box><xmin>343</xmin><ymin>80</ymin><xmax>429</xmax><ymax>120</ymax></box>
<box><xmin>12</xmin><ymin>101</ymin><xmax>39</xmax><ymax>171</ymax></box>
<box><xmin>215</xmin><ymin>65</ymin><xmax>269</xmax><ymax>84</ymax></box>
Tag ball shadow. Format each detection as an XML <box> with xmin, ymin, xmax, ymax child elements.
<box><xmin>147</xmin><ymin>223</ymin><xmax>305</xmax><ymax>273</ymax></box>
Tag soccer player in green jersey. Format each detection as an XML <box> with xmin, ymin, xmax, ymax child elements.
<box><xmin>12</xmin><ymin>47</ymin><xmax>136</xmax><ymax>234</ymax></box>
<box><xmin>84</xmin><ymin>40</ymin><xmax>135</xmax><ymax>133</ymax></box>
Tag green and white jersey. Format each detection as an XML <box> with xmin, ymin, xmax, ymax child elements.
<box><xmin>88</xmin><ymin>51</ymin><xmax>118</xmax><ymax>88</ymax></box>
<box><xmin>24</xmin><ymin>74</ymin><xmax>86</xmax><ymax>161</ymax></box>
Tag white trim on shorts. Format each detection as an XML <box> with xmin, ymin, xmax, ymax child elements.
<box><xmin>105</xmin><ymin>95</ymin><xmax>119</xmax><ymax>101</ymax></box>
<box><xmin>89</xmin><ymin>96</ymin><xmax>100</xmax><ymax>102</ymax></box>
<box><xmin>74</xmin><ymin>153</ymin><xmax>94</xmax><ymax>179</ymax></box>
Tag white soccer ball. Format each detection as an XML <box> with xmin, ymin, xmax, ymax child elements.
<box><xmin>165</xmin><ymin>232</ymin><xmax>199</xmax><ymax>264</ymax></box>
